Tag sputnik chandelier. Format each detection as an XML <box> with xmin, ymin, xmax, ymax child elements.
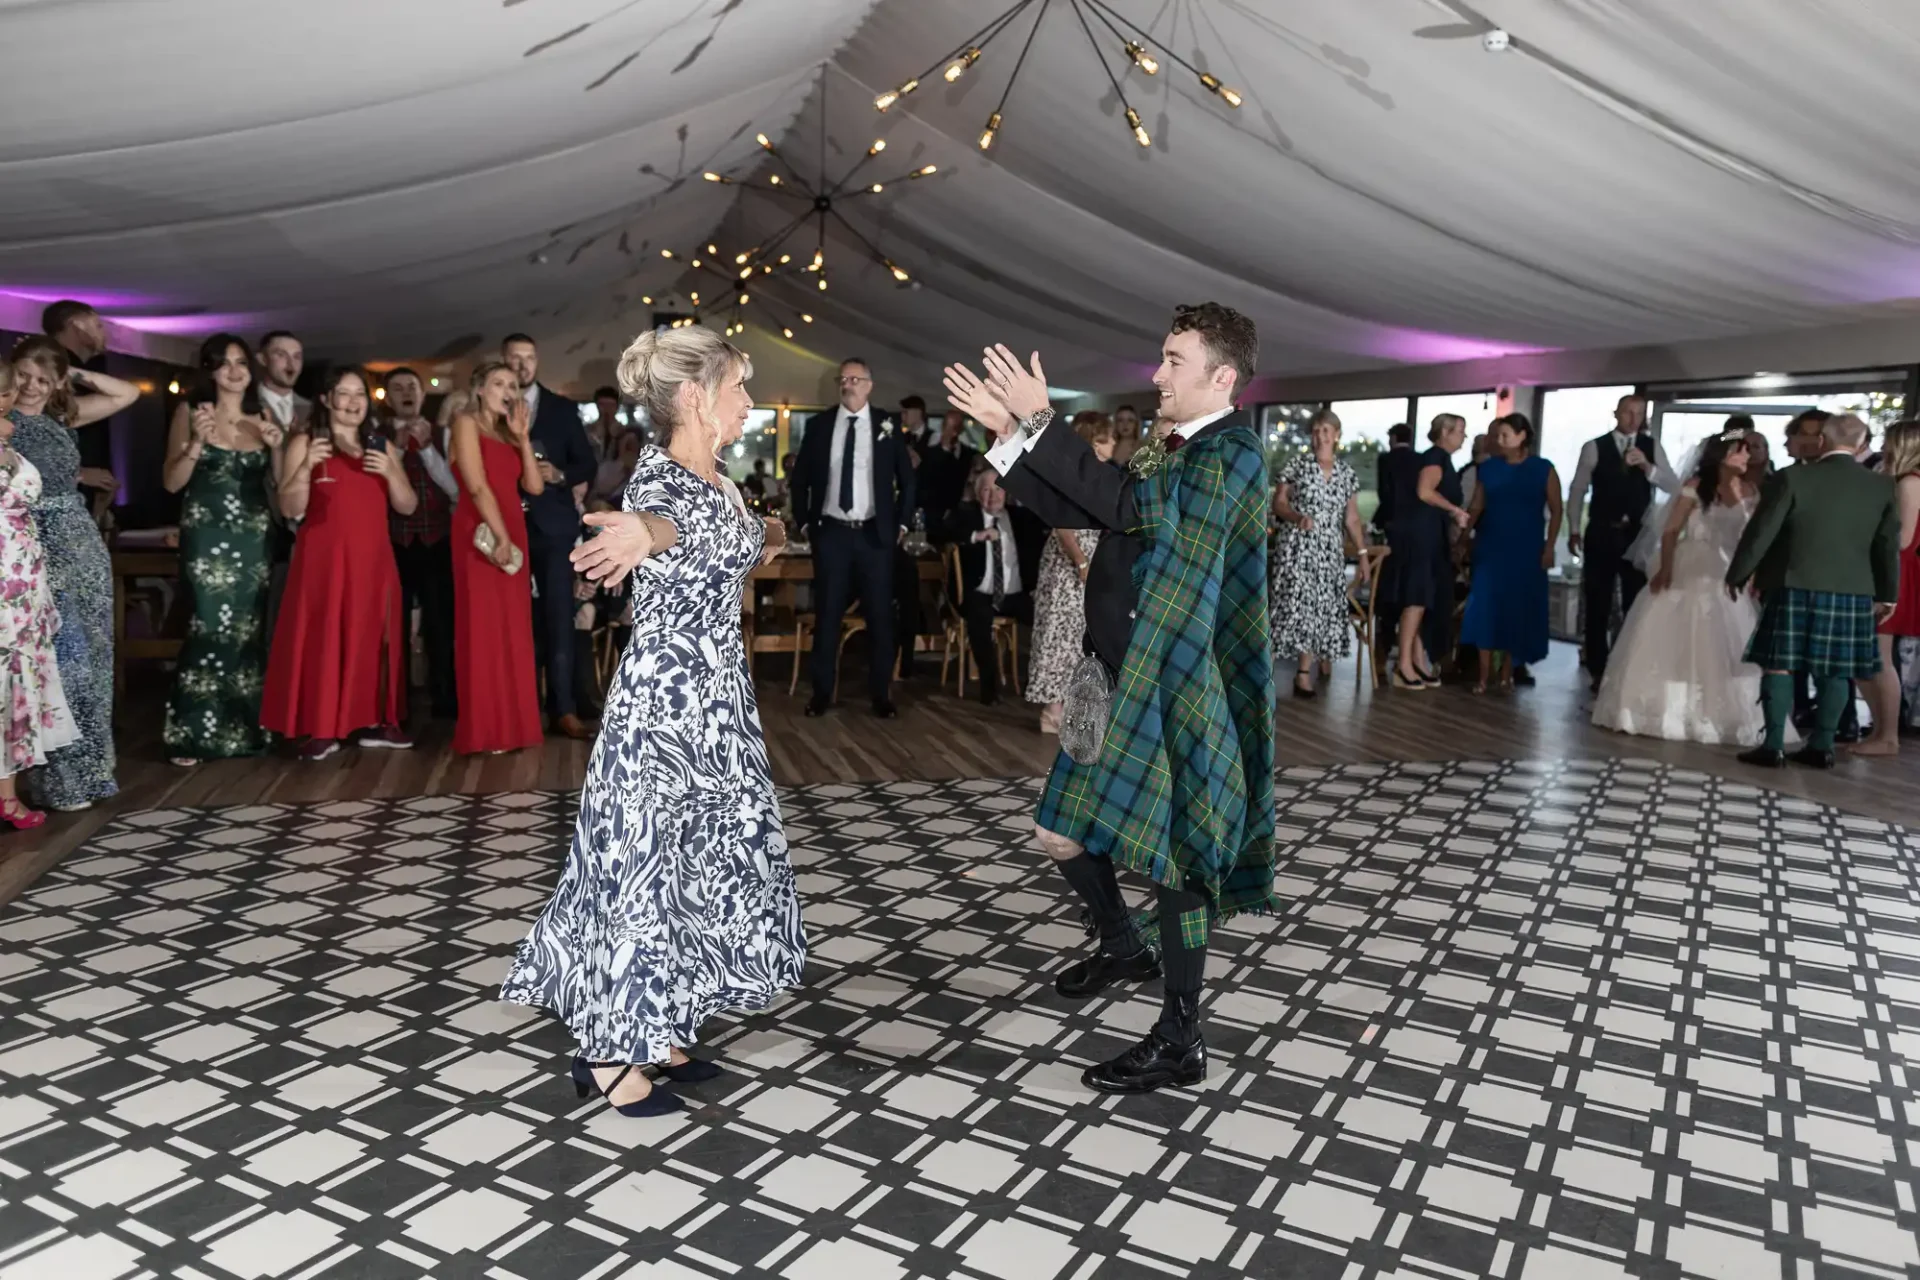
<box><xmin>646</xmin><ymin>238</ymin><xmax>822</xmax><ymax>341</ymax></box>
<box><xmin>873</xmin><ymin>0</ymin><xmax>1244</xmax><ymax>151</ymax></box>
<box><xmin>661</xmin><ymin>66</ymin><xmax>937</xmax><ymax>338</ymax></box>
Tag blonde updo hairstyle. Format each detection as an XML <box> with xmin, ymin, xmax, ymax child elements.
<box><xmin>617</xmin><ymin>324</ymin><xmax>751</xmax><ymax>448</ymax></box>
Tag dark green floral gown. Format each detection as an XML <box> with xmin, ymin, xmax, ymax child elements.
<box><xmin>163</xmin><ymin>445</ymin><xmax>273</xmax><ymax>758</ymax></box>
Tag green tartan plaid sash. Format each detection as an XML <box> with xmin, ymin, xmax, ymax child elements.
<box><xmin>1035</xmin><ymin>422</ymin><xmax>1278</xmax><ymax>947</ymax></box>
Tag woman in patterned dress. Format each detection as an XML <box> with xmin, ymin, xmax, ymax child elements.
<box><xmin>501</xmin><ymin>324</ymin><xmax>804</xmax><ymax>1119</ymax></box>
<box><xmin>1269</xmin><ymin>409</ymin><xmax>1369</xmax><ymax>698</ymax></box>
<box><xmin>1026</xmin><ymin>411</ymin><xmax>1115</xmax><ymax>732</ymax></box>
<box><xmin>6</xmin><ymin>338</ymin><xmax>138</xmax><ymax>812</ymax></box>
<box><xmin>162</xmin><ymin>335</ymin><xmax>285</xmax><ymax>766</ymax></box>
<box><xmin>0</xmin><ymin>364</ymin><xmax>80</xmax><ymax>830</ymax></box>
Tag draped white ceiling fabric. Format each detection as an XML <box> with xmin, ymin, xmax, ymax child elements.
<box><xmin>3</xmin><ymin>0</ymin><xmax>1919</xmax><ymax>394</ymax></box>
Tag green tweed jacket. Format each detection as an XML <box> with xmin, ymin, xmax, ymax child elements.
<box><xmin>1031</xmin><ymin>418</ymin><xmax>1278</xmax><ymax>945</ymax></box>
<box><xmin>1726</xmin><ymin>454</ymin><xmax>1900</xmax><ymax>600</ymax></box>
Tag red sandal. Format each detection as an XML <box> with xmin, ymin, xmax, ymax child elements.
<box><xmin>2</xmin><ymin>799</ymin><xmax>47</xmax><ymax>831</ymax></box>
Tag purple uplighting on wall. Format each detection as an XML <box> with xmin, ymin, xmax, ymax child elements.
<box><xmin>1367</xmin><ymin>329</ymin><xmax>1556</xmax><ymax>365</ymax></box>
<box><xmin>0</xmin><ymin>287</ymin><xmax>172</xmax><ymax>311</ymax></box>
<box><xmin>116</xmin><ymin>313</ymin><xmax>264</xmax><ymax>336</ymax></box>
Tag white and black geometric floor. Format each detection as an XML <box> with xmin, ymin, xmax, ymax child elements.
<box><xmin>2</xmin><ymin>759</ymin><xmax>1918</xmax><ymax>1280</ymax></box>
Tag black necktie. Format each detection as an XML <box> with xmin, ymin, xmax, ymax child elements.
<box><xmin>838</xmin><ymin>412</ymin><xmax>859</xmax><ymax>512</ymax></box>
<box><xmin>986</xmin><ymin>520</ymin><xmax>1002</xmax><ymax>600</ymax></box>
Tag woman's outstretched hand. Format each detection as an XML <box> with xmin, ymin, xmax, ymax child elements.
<box><xmin>979</xmin><ymin>344</ymin><xmax>1050</xmax><ymax>418</ymax></box>
<box><xmin>942</xmin><ymin>364</ymin><xmax>1015</xmax><ymax>440</ymax></box>
<box><xmin>572</xmin><ymin>511</ymin><xmax>658</xmax><ymax>586</ymax></box>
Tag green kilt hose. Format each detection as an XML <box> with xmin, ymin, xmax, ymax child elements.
<box><xmin>1035</xmin><ymin>421</ymin><xmax>1277</xmax><ymax>949</ymax></box>
<box><xmin>1745</xmin><ymin>587</ymin><xmax>1880</xmax><ymax>679</ymax></box>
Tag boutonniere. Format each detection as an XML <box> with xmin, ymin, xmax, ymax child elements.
<box><xmin>878</xmin><ymin>418</ymin><xmax>896</xmax><ymax>439</ymax></box>
<box><xmin>1129</xmin><ymin>435</ymin><xmax>1169</xmax><ymax>478</ymax></box>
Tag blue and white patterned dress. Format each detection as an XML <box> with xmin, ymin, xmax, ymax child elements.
<box><xmin>501</xmin><ymin>447</ymin><xmax>806</xmax><ymax>1063</ymax></box>
<box><xmin>8</xmin><ymin>411</ymin><xmax>116</xmax><ymax>809</ymax></box>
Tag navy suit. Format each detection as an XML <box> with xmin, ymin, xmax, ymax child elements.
<box><xmin>522</xmin><ymin>384</ymin><xmax>595</xmax><ymax>717</ymax></box>
<box><xmin>792</xmin><ymin>406</ymin><xmax>917</xmax><ymax>704</ymax></box>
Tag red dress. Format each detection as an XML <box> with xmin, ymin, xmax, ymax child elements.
<box><xmin>452</xmin><ymin>435</ymin><xmax>542</xmax><ymax>754</ymax></box>
<box><xmin>1880</xmin><ymin>472</ymin><xmax>1920</xmax><ymax>638</ymax></box>
<box><xmin>260</xmin><ymin>447</ymin><xmax>406</xmax><ymax>741</ymax></box>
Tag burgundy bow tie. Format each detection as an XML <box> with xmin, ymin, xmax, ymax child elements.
<box><xmin>1166</xmin><ymin>431</ymin><xmax>1187</xmax><ymax>452</ymax></box>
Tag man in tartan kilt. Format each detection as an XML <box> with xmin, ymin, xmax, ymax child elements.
<box><xmin>944</xmin><ymin>304</ymin><xmax>1276</xmax><ymax>1094</ymax></box>
<box><xmin>1727</xmin><ymin>412</ymin><xmax>1900</xmax><ymax>769</ymax></box>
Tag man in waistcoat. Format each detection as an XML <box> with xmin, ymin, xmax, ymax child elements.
<box><xmin>1566</xmin><ymin>395</ymin><xmax>1679</xmax><ymax>690</ymax></box>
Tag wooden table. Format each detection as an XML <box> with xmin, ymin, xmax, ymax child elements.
<box><xmin>111</xmin><ymin>548</ymin><xmax>185</xmax><ymax>694</ymax></box>
<box><xmin>745</xmin><ymin>553</ymin><xmax>948</xmax><ymax>676</ymax></box>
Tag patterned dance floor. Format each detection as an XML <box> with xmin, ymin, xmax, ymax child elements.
<box><xmin>1</xmin><ymin>760</ymin><xmax>1917</xmax><ymax>1279</ymax></box>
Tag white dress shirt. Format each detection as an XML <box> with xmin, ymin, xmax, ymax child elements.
<box><xmin>822</xmin><ymin>405</ymin><xmax>876</xmax><ymax>521</ymax></box>
<box><xmin>973</xmin><ymin>506</ymin><xmax>1023</xmax><ymax>595</ymax></box>
<box><xmin>522</xmin><ymin>383</ymin><xmax>541</xmax><ymax>418</ymax></box>
<box><xmin>415</xmin><ymin>426</ymin><xmax>460</xmax><ymax>500</ymax></box>
<box><xmin>1566</xmin><ymin>430</ymin><xmax>1680</xmax><ymax>531</ymax></box>
<box><xmin>987</xmin><ymin>405</ymin><xmax>1233</xmax><ymax>475</ymax></box>
<box><xmin>258</xmin><ymin>385</ymin><xmax>303</xmax><ymax>430</ymax></box>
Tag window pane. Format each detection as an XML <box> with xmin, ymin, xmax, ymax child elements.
<box><xmin>722</xmin><ymin>409</ymin><xmax>780</xmax><ymax>482</ymax></box>
<box><xmin>1412</xmin><ymin>391</ymin><xmax>1498</xmax><ymax>467</ymax></box>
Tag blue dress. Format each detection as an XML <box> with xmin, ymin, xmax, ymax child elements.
<box><xmin>7</xmin><ymin>411</ymin><xmax>116</xmax><ymax>808</ymax></box>
<box><xmin>1460</xmin><ymin>455</ymin><xmax>1551</xmax><ymax>665</ymax></box>
<box><xmin>500</xmin><ymin>449</ymin><xmax>805</xmax><ymax>1062</ymax></box>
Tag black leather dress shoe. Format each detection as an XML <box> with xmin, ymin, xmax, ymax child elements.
<box><xmin>1054</xmin><ymin>947</ymin><xmax>1159</xmax><ymax>999</ymax></box>
<box><xmin>803</xmin><ymin>699</ymin><xmax>829</xmax><ymax>718</ymax></box>
<box><xmin>1738</xmin><ymin>746</ymin><xmax>1787</xmax><ymax>768</ymax></box>
<box><xmin>872</xmin><ymin>699</ymin><xmax>898</xmax><ymax>719</ymax></box>
<box><xmin>1790</xmin><ymin>745</ymin><xmax>1837</xmax><ymax>770</ymax></box>
<box><xmin>1834</xmin><ymin>725</ymin><xmax>1863</xmax><ymax>746</ymax></box>
<box><xmin>1084</xmin><ymin>996</ymin><xmax>1206</xmax><ymax>1094</ymax></box>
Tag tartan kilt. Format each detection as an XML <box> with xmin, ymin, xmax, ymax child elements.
<box><xmin>1745</xmin><ymin>588</ymin><xmax>1880</xmax><ymax>678</ymax></box>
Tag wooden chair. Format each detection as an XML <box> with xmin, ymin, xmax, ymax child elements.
<box><xmin>937</xmin><ymin>543</ymin><xmax>1021</xmax><ymax>698</ymax></box>
<box><xmin>1346</xmin><ymin>546</ymin><xmax>1390</xmax><ymax>688</ymax></box>
<box><xmin>793</xmin><ymin>613</ymin><xmax>904</xmax><ymax>696</ymax></box>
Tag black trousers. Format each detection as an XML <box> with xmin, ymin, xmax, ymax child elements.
<box><xmin>1582</xmin><ymin>524</ymin><xmax>1644</xmax><ymax>678</ymax></box>
<box><xmin>962</xmin><ymin>591</ymin><xmax>1014</xmax><ymax>698</ymax></box>
<box><xmin>394</xmin><ymin>538</ymin><xmax>456</xmax><ymax>719</ymax></box>
<box><xmin>528</xmin><ymin>531</ymin><xmax>578</xmax><ymax>718</ymax></box>
<box><xmin>810</xmin><ymin>521</ymin><xmax>893</xmax><ymax>704</ymax></box>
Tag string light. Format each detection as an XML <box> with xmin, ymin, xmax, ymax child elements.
<box><xmin>1126</xmin><ymin>107</ymin><xmax>1150</xmax><ymax>147</ymax></box>
<box><xmin>703</xmin><ymin>171</ymin><xmax>728</xmax><ymax>183</ymax></box>
<box><xmin>769</xmin><ymin>174</ymin><xmax>781</xmax><ymax>186</ymax></box>
<box><xmin>801</xmin><ymin>313</ymin><xmax>814</xmax><ymax>323</ymax></box>
<box><xmin>871</xmin><ymin>183</ymin><xmax>884</xmax><ymax>193</ymax></box>
<box><xmin>755</xmin><ymin>133</ymin><xmax>772</xmax><ymax>149</ymax></box>
<box><xmin>978</xmin><ymin>111</ymin><xmax>1002</xmax><ymax>150</ymax></box>
<box><xmin>738</xmin><ymin>293</ymin><xmax>749</xmax><ymax>305</ymax></box>
<box><xmin>914</xmin><ymin>165</ymin><xmax>938</xmax><ymax>178</ymax></box>
<box><xmin>167</xmin><ymin>380</ymin><xmax>181</xmax><ymax>394</ymax></box>
<box><xmin>886</xmin><ymin>260</ymin><xmax>910</xmax><ymax>283</ymax></box>
<box><xmin>867</xmin><ymin>139</ymin><xmax>887</xmax><ymax>156</ymax></box>
<box><xmin>782</xmin><ymin>327</ymin><xmax>794</xmax><ymax>338</ymax></box>
<box><xmin>817</xmin><ymin>277</ymin><xmax>828</xmax><ymax>291</ymax></box>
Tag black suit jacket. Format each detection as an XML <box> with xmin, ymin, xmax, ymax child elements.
<box><xmin>524</xmin><ymin>384</ymin><xmax>594</xmax><ymax>540</ymax></box>
<box><xmin>1000</xmin><ymin>411</ymin><xmax>1246</xmax><ymax>672</ymax></box>
<box><xmin>918</xmin><ymin>441</ymin><xmax>980</xmax><ymax>530</ymax></box>
<box><xmin>938</xmin><ymin>500</ymin><xmax>1026</xmax><ymax>608</ymax></box>
<box><xmin>792</xmin><ymin>406</ymin><xmax>917</xmax><ymax>541</ymax></box>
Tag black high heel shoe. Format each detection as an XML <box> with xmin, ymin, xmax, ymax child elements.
<box><xmin>570</xmin><ymin>1056</ymin><xmax>684</xmax><ymax>1117</ymax></box>
<box><xmin>659</xmin><ymin>1055</ymin><xmax>723</xmax><ymax>1084</ymax></box>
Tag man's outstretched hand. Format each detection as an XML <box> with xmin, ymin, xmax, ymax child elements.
<box><xmin>980</xmin><ymin>344</ymin><xmax>1050</xmax><ymax>419</ymax></box>
<box><xmin>943</xmin><ymin>363</ymin><xmax>1015</xmax><ymax>440</ymax></box>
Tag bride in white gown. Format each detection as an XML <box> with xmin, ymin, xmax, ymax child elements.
<box><xmin>1593</xmin><ymin>430</ymin><xmax>1784</xmax><ymax>746</ymax></box>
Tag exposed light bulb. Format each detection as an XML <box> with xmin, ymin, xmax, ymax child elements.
<box><xmin>874</xmin><ymin>78</ymin><xmax>919</xmax><ymax>113</ymax></box>
<box><xmin>887</xmin><ymin>261</ymin><xmax>910</xmax><ymax>283</ymax></box>
<box><xmin>167</xmin><ymin>380</ymin><xmax>181</xmax><ymax>394</ymax></box>
<box><xmin>871</xmin><ymin>183</ymin><xmax>884</xmax><ymax>193</ymax></box>
<box><xmin>702</xmin><ymin>171</ymin><xmax>725</xmax><ymax>183</ymax></box>
<box><xmin>783</xmin><ymin>327</ymin><xmax>794</xmax><ymax>339</ymax></box>
<box><xmin>868</xmin><ymin>139</ymin><xmax>887</xmax><ymax>156</ymax></box>
<box><xmin>810</xmin><ymin>249</ymin><xmax>824</xmax><ymax>271</ymax></box>
<box><xmin>734</xmin><ymin>251</ymin><xmax>750</xmax><ymax>264</ymax></box>
<box><xmin>778</xmin><ymin>254</ymin><xmax>792</xmax><ymax>264</ymax></box>
<box><xmin>690</xmin><ymin>290</ymin><xmax>700</xmax><ymax>303</ymax></box>
<box><xmin>738</xmin><ymin>293</ymin><xmax>749</xmax><ymax>305</ymax></box>
<box><xmin>755</xmin><ymin>133</ymin><xmax>772</xmax><ymax>149</ymax></box>
<box><xmin>1198</xmin><ymin>72</ymin><xmax>1243</xmax><ymax>107</ymax></box>
<box><xmin>1125</xmin><ymin>41</ymin><xmax>1159</xmax><ymax>75</ymax></box>
<box><xmin>817</xmin><ymin>277</ymin><xmax>828</xmax><ymax>291</ymax></box>
<box><xmin>943</xmin><ymin>47</ymin><xmax>981</xmax><ymax>82</ymax></box>
<box><xmin>769</xmin><ymin>174</ymin><xmax>781</xmax><ymax>185</ymax></box>
<box><xmin>641</xmin><ymin>296</ymin><xmax>652</xmax><ymax>305</ymax></box>
<box><xmin>661</xmin><ymin>249</ymin><xmax>675</xmax><ymax>259</ymax></box>
<box><xmin>914</xmin><ymin>164</ymin><xmax>937</xmax><ymax>178</ymax></box>
<box><xmin>691</xmin><ymin>258</ymin><xmax>702</xmax><ymax>269</ymax></box>
<box><xmin>373</xmin><ymin>387</ymin><xmax>387</xmax><ymax>400</ymax></box>
<box><xmin>1126</xmin><ymin>107</ymin><xmax>1151</xmax><ymax>147</ymax></box>
<box><xmin>429</xmin><ymin>377</ymin><xmax>441</xmax><ymax>388</ymax></box>
<box><xmin>760</xmin><ymin>265</ymin><xmax>772</xmax><ymax>275</ymax></box>
<box><xmin>801</xmin><ymin>313</ymin><xmax>814</xmax><ymax>323</ymax></box>
<box><xmin>978</xmin><ymin>111</ymin><xmax>1002</xmax><ymax>151</ymax></box>
<box><xmin>707</xmin><ymin>244</ymin><xmax>718</xmax><ymax>255</ymax></box>
<box><xmin>739</xmin><ymin>266</ymin><xmax>754</xmax><ymax>279</ymax></box>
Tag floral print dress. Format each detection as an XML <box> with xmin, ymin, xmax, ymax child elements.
<box><xmin>164</xmin><ymin>445</ymin><xmax>273</xmax><ymax>758</ymax></box>
<box><xmin>8</xmin><ymin>411</ymin><xmax>115</xmax><ymax>807</ymax></box>
<box><xmin>1269</xmin><ymin>454</ymin><xmax>1360</xmax><ymax>663</ymax></box>
<box><xmin>0</xmin><ymin>450</ymin><xmax>79</xmax><ymax>777</ymax></box>
<box><xmin>501</xmin><ymin>448</ymin><xmax>806</xmax><ymax>1063</ymax></box>
<box><xmin>1027</xmin><ymin>528</ymin><xmax>1100</xmax><ymax>703</ymax></box>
